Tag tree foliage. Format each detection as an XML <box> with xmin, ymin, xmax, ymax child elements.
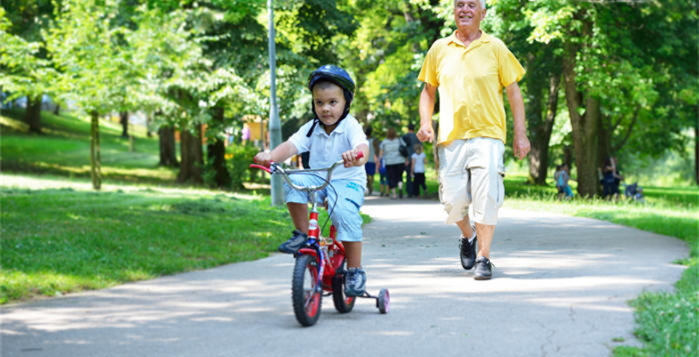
<box><xmin>1</xmin><ymin>0</ymin><xmax>696</xmax><ymax>189</ymax></box>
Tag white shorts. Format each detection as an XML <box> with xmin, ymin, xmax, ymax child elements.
<box><xmin>437</xmin><ymin>138</ymin><xmax>505</xmax><ymax>225</ymax></box>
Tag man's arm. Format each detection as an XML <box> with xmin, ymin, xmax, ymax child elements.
<box><xmin>506</xmin><ymin>82</ymin><xmax>530</xmax><ymax>159</ymax></box>
<box><xmin>417</xmin><ymin>83</ymin><xmax>437</xmax><ymax>143</ymax></box>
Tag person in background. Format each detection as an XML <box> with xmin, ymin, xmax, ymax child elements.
<box><xmin>364</xmin><ymin>126</ymin><xmax>380</xmax><ymax>195</ymax></box>
<box><xmin>402</xmin><ymin>123</ymin><xmax>420</xmax><ymax>197</ymax></box>
<box><xmin>379</xmin><ymin>127</ymin><xmax>407</xmax><ymax>199</ymax></box>
<box><xmin>378</xmin><ymin>156</ymin><xmax>389</xmax><ymax>197</ymax></box>
<box><xmin>554</xmin><ymin>163</ymin><xmax>574</xmax><ymax>200</ymax></box>
<box><xmin>600</xmin><ymin>156</ymin><xmax>623</xmax><ymax>199</ymax></box>
<box><xmin>411</xmin><ymin>143</ymin><xmax>427</xmax><ymax>197</ymax></box>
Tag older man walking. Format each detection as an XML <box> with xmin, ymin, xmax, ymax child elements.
<box><xmin>417</xmin><ymin>0</ymin><xmax>530</xmax><ymax>280</ymax></box>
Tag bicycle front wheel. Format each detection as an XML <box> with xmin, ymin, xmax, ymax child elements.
<box><xmin>292</xmin><ymin>254</ymin><xmax>322</xmax><ymax>326</ymax></box>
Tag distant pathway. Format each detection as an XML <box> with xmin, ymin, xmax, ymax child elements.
<box><xmin>1</xmin><ymin>195</ymin><xmax>688</xmax><ymax>357</ymax></box>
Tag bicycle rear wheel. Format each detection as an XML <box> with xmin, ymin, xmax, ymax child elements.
<box><xmin>332</xmin><ymin>260</ymin><xmax>356</xmax><ymax>313</ymax></box>
<box><xmin>292</xmin><ymin>254</ymin><xmax>322</xmax><ymax>326</ymax></box>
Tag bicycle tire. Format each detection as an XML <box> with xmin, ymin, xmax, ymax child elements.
<box><xmin>331</xmin><ymin>260</ymin><xmax>356</xmax><ymax>313</ymax></box>
<box><xmin>292</xmin><ymin>254</ymin><xmax>322</xmax><ymax>326</ymax></box>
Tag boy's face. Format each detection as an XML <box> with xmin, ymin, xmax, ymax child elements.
<box><xmin>312</xmin><ymin>83</ymin><xmax>346</xmax><ymax>131</ymax></box>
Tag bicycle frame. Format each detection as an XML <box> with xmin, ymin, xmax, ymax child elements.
<box><xmin>249</xmin><ymin>158</ymin><xmax>355</xmax><ymax>293</ymax></box>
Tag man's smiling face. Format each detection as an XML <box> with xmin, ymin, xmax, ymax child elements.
<box><xmin>454</xmin><ymin>0</ymin><xmax>485</xmax><ymax>31</ymax></box>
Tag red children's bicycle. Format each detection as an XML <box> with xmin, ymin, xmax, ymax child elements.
<box><xmin>251</xmin><ymin>153</ymin><xmax>389</xmax><ymax>327</ymax></box>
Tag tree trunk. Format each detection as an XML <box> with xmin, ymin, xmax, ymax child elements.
<box><xmin>207</xmin><ymin>104</ymin><xmax>231</xmax><ymax>188</ymax></box>
<box><xmin>177</xmin><ymin>125</ymin><xmax>204</xmax><ymax>184</ymax></box>
<box><xmin>158</xmin><ymin>125</ymin><xmax>178</xmax><ymax>167</ymax></box>
<box><xmin>563</xmin><ymin>145</ymin><xmax>574</xmax><ymax>171</ymax></box>
<box><xmin>90</xmin><ymin>111</ymin><xmax>102</xmax><ymax>190</ymax></box>
<box><xmin>53</xmin><ymin>104</ymin><xmax>60</xmax><ymax>116</ymax></box>
<box><xmin>25</xmin><ymin>95</ymin><xmax>42</xmax><ymax>134</ymax></box>
<box><xmin>120</xmin><ymin>111</ymin><xmax>129</xmax><ymax>138</ymax></box>
<box><xmin>527</xmin><ymin>75</ymin><xmax>560</xmax><ymax>185</ymax></box>
<box><xmin>563</xmin><ymin>37</ymin><xmax>601</xmax><ymax>197</ymax></box>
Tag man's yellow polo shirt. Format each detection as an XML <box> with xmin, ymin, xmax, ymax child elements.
<box><xmin>418</xmin><ymin>31</ymin><xmax>525</xmax><ymax>145</ymax></box>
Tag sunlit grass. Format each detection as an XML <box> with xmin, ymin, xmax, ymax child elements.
<box><xmin>1</xmin><ymin>112</ymin><xmax>176</xmax><ymax>184</ymax></box>
<box><xmin>0</xmin><ymin>185</ymin><xmax>293</xmax><ymax>304</ymax></box>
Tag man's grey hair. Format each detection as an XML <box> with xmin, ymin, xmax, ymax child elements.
<box><xmin>454</xmin><ymin>0</ymin><xmax>487</xmax><ymax>9</ymax></box>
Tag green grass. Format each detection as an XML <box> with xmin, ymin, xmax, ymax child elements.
<box><xmin>0</xmin><ymin>179</ymin><xmax>369</xmax><ymax>304</ymax></box>
<box><xmin>1</xmin><ymin>109</ymin><xmax>176</xmax><ymax>184</ymax></box>
<box><xmin>0</xmin><ymin>185</ymin><xmax>295</xmax><ymax>303</ymax></box>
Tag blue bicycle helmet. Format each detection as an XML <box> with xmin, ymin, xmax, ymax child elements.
<box><xmin>306</xmin><ymin>65</ymin><xmax>355</xmax><ymax>137</ymax></box>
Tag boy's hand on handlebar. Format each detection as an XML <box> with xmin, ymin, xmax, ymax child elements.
<box><xmin>253</xmin><ymin>152</ymin><xmax>272</xmax><ymax>167</ymax></box>
<box><xmin>342</xmin><ymin>150</ymin><xmax>364</xmax><ymax>167</ymax></box>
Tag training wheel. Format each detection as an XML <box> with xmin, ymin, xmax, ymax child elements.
<box><xmin>377</xmin><ymin>288</ymin><xmax>390</xmax><ymax>314</ymax></box>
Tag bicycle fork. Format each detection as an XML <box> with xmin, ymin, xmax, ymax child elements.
<box><xmin>305</xmin><ymin>192</ymin><xmax>325</xmax><ymax>294</ymax></box>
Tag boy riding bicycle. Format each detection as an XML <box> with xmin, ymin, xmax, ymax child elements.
<box><xmin>254</xmin><ymin>65</ymin><xmax>370</xmax><ymax>296</ymax></box>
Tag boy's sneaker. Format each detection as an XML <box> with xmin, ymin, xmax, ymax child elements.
<box><xmin>344</xmin><ymin>267</ymin><xmax>366</xmax><ymax>297</ymax></box>
<box><xmin>459</xmin><ymin>235</ymin><xmax>477</xmax><ymax>270</ymax></box>
<box><xmin>473</xmin><ymin>256</ymin><xmax>493</xmax><ymax>280</ymax></box>
<box><xmin>278</xmin><ymin>230</ymin><xmax>308</xmax><ymax>254</ymax></box>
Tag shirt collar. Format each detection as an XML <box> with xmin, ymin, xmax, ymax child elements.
<box><xmin>448</xmin><ymin>30</ymin><xmax>491</xmax><ymax>49</ymax></box>
<box><xmin>314</xmin><ymin>113</ymin><xmax>353</xmax><ymax>136</ymax></box>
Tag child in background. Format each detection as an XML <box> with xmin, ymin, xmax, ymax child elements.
<box><xmin>554</xmin><ymin>164</ymin><xmax>574</xmax><ymax>200</ymax></box>
<box><xmin>411</xmin><ymin>144</ymin><xmax>427</xmax><ymax>197</ymax></box>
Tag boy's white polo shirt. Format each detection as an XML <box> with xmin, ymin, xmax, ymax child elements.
<box><xmin>288</xmin><ymin>114</ymin><xmax>368</xmax><ymax>187</ymax></box>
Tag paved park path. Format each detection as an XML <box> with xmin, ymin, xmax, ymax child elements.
<box><xmin>1</xmin><ymin>195</ymin><xmax>688</xmax><ymax>357</ymax></box>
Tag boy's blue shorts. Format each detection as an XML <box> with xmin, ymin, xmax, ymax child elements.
<box><xmin>284</xmin><ymin>175</ymin><xmax>365</xmax><ymax>242</ymax></box>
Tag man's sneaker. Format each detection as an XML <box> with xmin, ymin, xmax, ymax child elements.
<box><xmin>344</xmin><ymin>267</ymin><xmax>366</xmax><ymax>297</ymax></box>
<box><xmin>473</xmin><ymin>256</ymin><xmax>493</xmax><ymax>280</ymax></box>
<box><xmin>278</xmin><ymin>230</ymin><xmax>308</xmax><ymax>254</ymax></box>
<box><xmin>459</xmin><ymin>235</ymin><xmax>477</xmax><ymax>270</ymax></box>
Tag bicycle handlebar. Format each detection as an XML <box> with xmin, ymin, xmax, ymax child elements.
<box><xmin>250</xmin><ymin>151</ymin><xmax>364</xmax><ymax>193</ymax></box>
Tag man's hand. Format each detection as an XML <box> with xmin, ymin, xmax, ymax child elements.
<box><xmin>417</xmin><ymin>123</ymin><xmax>434</xmax><ymax>143</ymax></box>
<box><xmin>512</xmin><ymin>132</ymin><xmax>530</xmax><ymax>160</ymax></box>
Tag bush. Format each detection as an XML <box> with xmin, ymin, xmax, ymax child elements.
<box><xmin>226</xmin><ymin>143</ymin><xmax>259</xmax><ymax>189</ymax></box>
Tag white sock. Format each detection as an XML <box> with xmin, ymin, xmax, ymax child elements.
<box><xmin>462</xmin><ymin>232</ymin><xmax>476</xmax><ymax>243</ymax></box>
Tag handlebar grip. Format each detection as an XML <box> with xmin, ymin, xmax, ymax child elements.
<box><xmin>249</xmin><ymin>164</ymin><xmax>272</xmax><ymax>173</ymax></box>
